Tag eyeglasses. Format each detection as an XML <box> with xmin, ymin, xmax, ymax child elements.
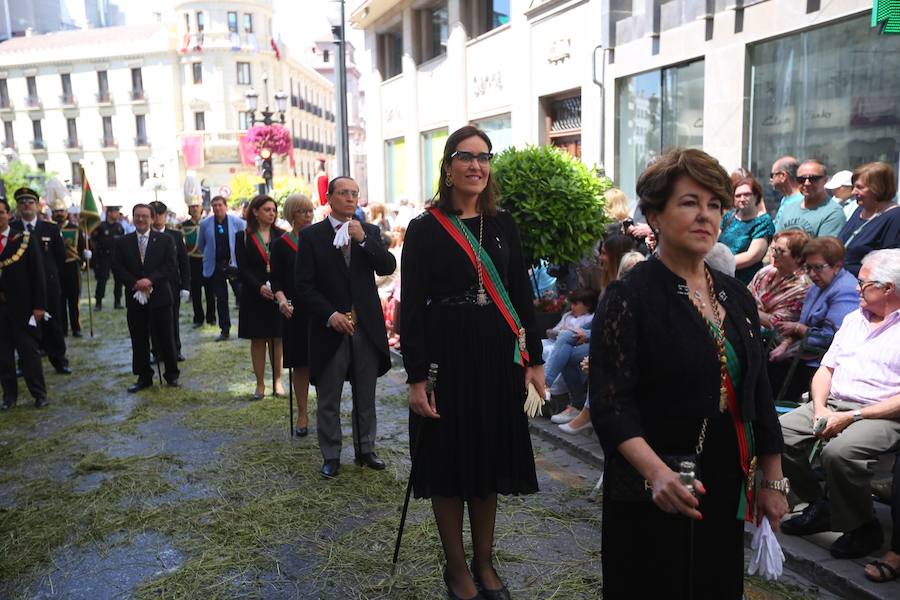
<box><xmin>299</xmin><ymin>209</ymin><xmax>314</xmax><ymax>215</ymax></box>
<box><xmin>771</xmin><ymin>247</ymin><xmax>788</xmax><ymax>256</ymax></box>
<box><xmin>332</xmin><ymin>189</ymin><xmax>360</xmax><ymax>198</ymax></box>
<box><xmin>804</xmin><ymin>263</ymin><xmax>831</xmax><ymax>273</ymax></box>
<box><xmin>769</xmin><ymin>171</ymin><xmax>783</xmax><ymax>179</ymax></box>
<box><xmin>857</xmin><ymin>279</ymin><xmax>885</xmax><ymax>291</ymax></box>
<box><xmin>796</xmin><ymin>175</ymin><xmax>825</xmax><ymax>184</ymax></box>
<box><xmin>450</xmin><ymin>151</ymin><xmax>494</xmax><ymax>165</ymax></box>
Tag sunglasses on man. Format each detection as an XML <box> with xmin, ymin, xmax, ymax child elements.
<box><xmin>796</xmin><ymin>175</ymin><xmax>825</xmax><ymax>184</ymax></box>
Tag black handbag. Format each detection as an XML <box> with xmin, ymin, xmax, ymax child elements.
<box><xmin>605</xmin><ymin>419</ymin><xmax>708</xmax><ymax>503</ymax></box>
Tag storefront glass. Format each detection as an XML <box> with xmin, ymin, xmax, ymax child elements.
<box><xmin>749</xmin><ymin>15</ymin><xmax>900</xmax><ymax>206</ymax></box>
<box><xmin>385</xmin><ymin>137</ymin><xmax>406</xmax><ymax>204</ymax></box>
<box><xmin>473</xmin><ymin>113</ymin><xmax>512</xmax><ymax>154</ymax></box>
<box><xmin>422</xmin><ymin>127</ymin><xmax>448</xmax><ymax>198</ymax></box>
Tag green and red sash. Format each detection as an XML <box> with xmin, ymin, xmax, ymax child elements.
<box><xmin>720</xmin><ymin>332</ymin><xmax>758</xmax><ymax>523</ymax></box>
<box><xmin>428</xmin><ymin>207</ymin><xmax>529</xmax><ymax>366</ymax></box>
<box><xmin>282</xmin><ymin>232</ymin><xmax>299</xmax><ymax>253</ymax></box>
<box><xmin>249</xmin><ymin>231</ymin><xmax>271</xmax><ymax>272</ymax></box>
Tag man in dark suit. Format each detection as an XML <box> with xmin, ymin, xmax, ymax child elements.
<box><xmin>112</xmin><ymin>203</ymin><xmax>180</xmax><ymax>392</ymax></box>
<box><xmin>11</xmin><ymin>187</ymin><xmax>71</xmax><ymax>374</ymax></box>
<box><xmin>150</xmin><ymin>201</ymin><xmax>190</xmax><ymax>361</ymax></box>
<box><xmin>0</xmin><ymin>197</ymin><xmax>50</xmax><ymax>409</ymax></box>
<box><xmin>90</xmin><ymin>205</ymin><xmax>125</xmax><ymax>310</ymax></box>
<box><xmin>296</xmin><ymin>176</ymin><xmax>397</xmax><ymax>478</ymax></box>
<box><xmin>179</xmin><ymin>200</ymin><xmax>206</xmax><ymax>328</ymax></box>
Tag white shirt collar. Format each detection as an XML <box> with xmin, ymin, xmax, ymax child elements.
<box><xmin>136</xmin><ymin>229</ymin><xmax>150</xmax><ymax>237</ymax></box>
<box><xmin>23</xmin><ymin>218</ymin><xmax>37</xmax><ymax>228</ymax></box>
<box><xmin>327</xmin><ymin>214</ymin><xmax>350</xmax><ymax>228</ymax></box>
<box><xmin>0</xmin><ymin>226</ymin><xmax>9</xmax><ymax>238</ymax></box>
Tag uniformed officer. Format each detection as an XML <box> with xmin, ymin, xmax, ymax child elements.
<box><xmin>90</xmin><ymin>204</ymin><xmax>125</xmax><ymax>310</ymax></box>
<box><xmin>179</xmin><ymin>199</ymin><xmax>206</xmax><ymax>328</ymax></box>
<box><xmin>11</xmin><ymin>187</ymin><xmax>71</xmax><ymax>374</ymax></box>
<box><xmin>53</xmin><ymin>201</ymin><xmax>88</xmax><ymax>338</ymax></box>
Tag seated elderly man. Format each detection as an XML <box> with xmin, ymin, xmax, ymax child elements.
<box><xmin>779</xmin><ymin>248</ymin><xmax>900</xmax><ymax>559</ymax></box>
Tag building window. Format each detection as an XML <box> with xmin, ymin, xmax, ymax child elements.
<box><xmin>473</xmin><ymin>113</ymin><xmax>512</xmax><ymax>154</ymax></box>
<box><xmin>238</xmin><ymin>111</ymin><xmax>252</xmax><ymax>130</ymax></box>
<box><xmin>139</xmin><ymin>159</ymin><xmax>149</xmax><ymax>186</ymax></box>
<box><xmin>97</xmin><ymin>70</ymin><xmax>110</xmax><ymax>102</ymax></box>
<box><xmin>131</xmin><ymin>68</ymin><xmax>144</xmax><ymax>100</ymax></box>
<box><xmin>135</xmin><ymin>114</ymin><xmax>147</xmax><ymax>145</ymax></box>
<box><xmin>194</xmin><ymin>111</ymin><xmax>205</xmax><ymax>131</ymax></box>
<box><xmin>749</xmin><ymin>14</ymin><xmax>900</xmax><ymax>210</ymax></box>
<box><xmin>377</xmin><ymin>26</ymin><xmax>403</xmax><ymax>79</ymax></box>
<box><xmin>60</xmin><ymin>73</ymin><xmax>74</xmax><ymax>104</ymax></box>
<box><xmin>3</xmin><ymin>120</ymin><xmax>14</xmax><ymax>148</ymax></box>
<box><xmin>26</xmin><ymin>76</ymin><xmax>39</xmax><ymax>107</ymax></box>
<box><xmin>615</xmin><ymin>60</ymin><xmax>704</xmax><ymax>208</ymax></box>
<box><xmin>228</xmin><ymin>11</ymin><xmax>238</xmax><ymax>33</ymax></box>
<box><xmin>236</xmin><ymin>62</ymin><xmax>251</xmax><ymax>85</ymax></box>
<box><xmin>323</xmin><ymin>49</ymin><xmax>330</xmax><ymax>63</ymax></box>
<box><xmin>243</xmin><ymin>13</ymin><xmax>253</xmax><ymax>33</ymax></box>
<box><xmin>419</xmin><ymin>3</ymin><xmax>448</xmax><ymax>62</ymax></box>
<box><xmin>102</xmin><ymin>115</ymin><xmax>114</xmax><ymax>146</ymax></box>
<box><xmin>106</xmin><ymin>161</ymin><xmax>117</xmax><ymax>188</ymax></box>
<box><xmin>66</xmin><ymin>117</ymin><xmax>78</xmax><ymax>147</ymax></box>
<box><xmin>196</xmin><ymin>11</ymin><xmax>205</xmax><ymax>32</ymax></box>
<box><xmin>31</xmin><ymin>119</ymin><xmax>43</xmax><ymax>149</ymax></box>
<box><xmin>37</xmin><ymin>162</ymin><xmax>45</xmax><ymax>172</ymax></box>
<box><xmin>421</xmin><ymin>128</ymin><xmax>448</xmax><ymax>196</ymax></box>
<box><xmin>192</xmin><ymin>62</ymin><xmax>202</xmax><ymax>84</ymax></box>
<box><xmin>0</xmin><ymin>79</ymin><xmax>8</xmax><ymax>108</ymax></box>
<box><xmin>467</xmin><ymin>0</ymin><xmax>510</xmax><ymax>37</ymax></box>
<box><xmin>72</xmin><ymin>162</ymin><xmax>82</xmax><ymax>186</ymax></box>
<box><xmin>385</xmin><ymin>137</ymin><xmax>406</xmax><ymax>203</ymax></box>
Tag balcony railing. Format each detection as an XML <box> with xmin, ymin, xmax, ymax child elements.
<box><xmin>25</xmin><ymin>96</ymin><xmax>42</xmax><ymax>109</ymax></box>
<box><xmin>0</xmin><ymin>98</ymin><xmax>11</xmax><ymax>110</ymax></box>
<box><xmin>131</xmin><ymin>89</ymin><xmax>146</xmax><ymax>101</ymax></box>
<box><xmin>100</xmin><ymin>137</ymin><xmax>117</xmax><ymax>148</ymax></box>
<box><xmin>31</xmin><ymin>139</ymin><xmax>46</xmax><ymax>150</ymax></box>
<box><xmin>3</xmin><ymin>139</ymin><xmax>15</xmax><ymax>149</ymax></box>
<box><xmin>96</xmin><ymin>91</ymin><xmax>112</xmax><ymax>104</ymax></box>
<box><xmin>64</xmin><ymin>137</ymin><xmax>80</xmax><ymax>149</ymax></box>
<box><xmin>60</xmin><ymin>94</ymin><xmax>76</xmax><ymax>106</ymax></box>
<box><xmin>134</xmin><ymin>136</ymin><xmax>149</xmax><ymax>147</ymax></box>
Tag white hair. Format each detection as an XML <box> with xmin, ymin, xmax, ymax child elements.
<box><xmin>617</xmin><ymin>251</ymin><xmax>645</xmax><ymax>279</ymax></box>
<box><xmin>705</xmin><ymin>242</ymin><xmax>736</xmax><ymax>277</ymax></box>
<box><xmin>862</xmin><ymin>249</ymin><xmax>900</xmax><ymax>291</ymax></box>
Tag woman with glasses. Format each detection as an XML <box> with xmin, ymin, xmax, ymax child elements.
<box><xmin>401</xmin><ymin>125</ymin><xmax>544</xmax><ymax>600</ymax></box>
<box><xmin>748</xmin><ymin>229</ymin><xmax>813</xmax><ymax>334</ymax></box>
<box><xmin>235</xmin><ymin>194</ymin><xmax>286</xmax><ymax>400</ymax></box>
<box><xmin>838</xmin><ymin>162</ymin><xmax>900</xmax><ymax>277</ymax></box>
<box><xmin>719</xmin><ymin>176</ymin><xmax>775</xmax><ymax>284</ymax></box>
<box><xmin>270</xmin><ymin>194</ymin><xmax>314</xmax><ymax>435</ymax></box>
<box><xmin>768</xmin><ymin>237</ymin><xmax>859</xmax><ymax>402</ymax></box>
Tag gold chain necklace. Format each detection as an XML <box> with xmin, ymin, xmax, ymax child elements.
<box><xmin>0</xmin><ymin>231</ymin><xmax>30</xmax><ymax>277</ymax></box>
<box><xmin>688</xmin><ymin>269</ymin><xmax>728</xmax><ymax>412</ymax></box>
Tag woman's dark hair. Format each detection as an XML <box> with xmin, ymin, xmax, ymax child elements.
<box><xmin>246</xmin><ymin>194</ymin><xmax>276</xmax><ymax>233</ymax></box>
<box><xmin>733</xmin><ymin>176</ymin><xmax>765</xmax><ymax>207</ymax></box>
<box><xmin>636</xmin><ymin>148</ymin><xmax>733</xmax><ymax>217</ymax></box>
<box><xmin>852</xmin><ymin>162</ymin><xmax>897</xmax><ymax>204</ymax></box>
<box><xmin>430</xmin><ymin>125</ymin><xmax>497</xmax><ymax>216</ymax></box>
<box><xmin>772</xmin><ymin>229</ymin><xmax>810</xmax><ymax>260</ymax></box>
<box><xmin>801</xmin><ymin>236</ymin><xmax>845</xmax><ymax>266</ymax></box>
<box><xmin>600</xmin><ymin>234</ymin><xmax>636</xmax><ymax>290</ymax></box>
<box><xmin>568</xmin><ymin>288</ymin><xmax>599</xmax><ymax>313</ymax></box>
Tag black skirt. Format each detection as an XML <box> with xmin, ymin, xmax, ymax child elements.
<box><xmin>237</xmin><ymin>286</ymin><xmax>282</xmax><ymax>340</ymax></box>
<box><xmin>409</xmin><ymin>302</ymin><xmax>538</xmax><ymax>500</ymax></box>
<box><xmin>281</xmin><ymin>310</ymin><xmax>309</xmax><ymax>368</ymax></box>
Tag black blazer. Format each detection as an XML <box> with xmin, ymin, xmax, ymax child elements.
<box><xmin>235</xmin><ymin>227</ymin><xmax>284</xmax><ymax>291</ymax></box>
<box><xmin>295</xmin><ymin>218</ymin><xmax>397</xmax><ymax>383</ymax></box>
<box><xmin>589</xmin><ymin>257</ymin><xmax>783</xmax><ymax>459</ymax></box>
<box><xmin>159</xmin><ymin>227</ymin><xmax>190</xmax><ymax>291</ymax></box>
<box><xmin>11</xmin><ymin>219</ymin><xmax>65</xmax><ymax>297</ymax></box>
<box><xmin>111</xmin><ymin>230</ymin><xmax>178</xmax><ymax>309</ymax></box>
<box><xmin>0</xmin><ymin>229</ymin><xmax>47</xmax><ymax>320</ymax></box>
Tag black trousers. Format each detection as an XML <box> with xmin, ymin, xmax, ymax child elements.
<box><xmin>892</xmin><ymin>454</ymin><xmax>900</xmax><ymax>552</ymax></box>
<box><xmin>171</xmin><ymin>290</ymin><xmax>182</xmax><ymax>353</ymax></box>
<box><xmin>94</xmin><ymin>258</ymin><xmax>122</xmax><ymax>305</ymax></box>
<box><xmin>0</xmin><ymin>304</ymin><xmax>47</xmax><ymax>402</ymax></box>
<box><xmin>203</xmin><ymin>269</ymin><xmax>233</xmax><ymax>333</ymax></box>
<box><xmin>189</xmin><ymin>257</ymin><xmax>204</xmax><ymax>324</ymax></box>
<box><xmin>60</xmin><ymin>261</ymin><xmax>82</xmax><ymax>335</ymax></box>
<box><xmin>40</xmin><ymin>292</ymin><xmax>68</xmax><ymax>369</ymax></box>
<box><xmin>127</xmin><ymin>303</ymin><xmax>179</xmax><ymax>383</ymax></box>
<box><xmin>768</xmin><ymin>361</ymin><xmax>817</xmax><ymax>404</ymax></box>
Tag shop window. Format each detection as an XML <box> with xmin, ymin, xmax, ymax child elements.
<box><xmin>421</xmin><ymin>128</ymin><xmax>448</xmax><ymax>197</ymax></box>
<box><xmin>385</xmin><ymin>137</ymin><xmax>407</xmax><ymax>203</ymax></box>
<box><xmin>472</xmin><ymin>113</ymin><xmax>512</xmax><ymax>154</ymax></box>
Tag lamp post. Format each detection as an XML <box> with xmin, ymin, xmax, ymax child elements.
<box><xmin>245</xmin><ymin>75</ymin><xmax>288</xmax><ymax>192</ymax></box>
<box><xmin>329</xmin><ymin>0</ymin><xmax>350</xmax><ymax>176</ymax></box>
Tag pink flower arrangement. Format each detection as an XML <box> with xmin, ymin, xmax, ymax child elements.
<box><xmin>534</xmin><ymin>292</ymin><xmax>566</xmax><ymax>313</ymax></box>
<box><xmin>245</xmin><ymin>124</ymin><xmax>292</xmax><ymax>156</ymax></box>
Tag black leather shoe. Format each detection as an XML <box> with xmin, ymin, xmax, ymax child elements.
<box><xmin>192</xmin><ymin>322</ymin><xmax>204</xmax><ymax>329</ymax></box>
<box><xmin>781</xmin><ymin>499</ymin><xmax>831</xmax><ymax>536</ymax></box>
<box><xmin>95</xmin><ymin>301</ymin><xmax>103</xmax><ymax>311</ymax></box>
<box><xmin>444</xmin><ymin>567</ymin><xmax>482</xmax><ymax>600</ymax></box>
<box><xmin>830</xmin><ymin>520</ymin><xmax>884</xmax><ymax>559</ymax></box>
<box><xmin>166</xmin><ymin>379</ymin><xmax>180</xmax><ymax>388</ymax></box>
<box><xmin>72</xmin><ymin>331</ymin><xmax>82</xmax><ymax>338</ymax></box>
<box><xmin>1</xmin><ymin>399</ymin><xmax>15</xmax><ymax>410</ymax></box>
<box><xmin>355</xmin><ymin>452</ymin><xmax>386</xmax><ymax>470</ymax></box>
<box><xmin>177</xmin><ymin>354</ymin><xmax>186</xmax><ymax>362</ymax></box>
<box><xmin>128</xmin><ymin>380</ymin><xmax>153</xmax><ymax>393</ymax></box>
<box><xmin>294</xmin><ymin>426</ymin><xmax>309</xmax><ymax>437</ymax></box>
<box><xmin>114</xmin><ymin>303</ymin><xmax>123</xmax><ymax>310</ymax></box>
<box><xmin>215</xmin><ymin>333</ymin><xmax>230</xmax><ymax>342</ymax></box>
<box><xmin>321</xmin><ymin>459</ymin><xmax>340</xmax><ymax>478</ymax></box>
<box><xmin>471</xmin><ymin>562</ymin><xmax>511</xmax><ymax>600</ymax></box>
<box><xmin>54</xmin><ymin>366</ymin><xmax>72</xmax><ymax>375</ymax></box>
<box><xmin>34</xmin><ymin>397</ymin><xmax>49</xmax><ymax>409</ymax></box>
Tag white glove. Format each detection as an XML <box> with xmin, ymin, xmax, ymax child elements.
<box><xmin>746</xmin><ymin>518</ymin><xmax>784</xmax><ymax>580</ymax></box>
<box><xmin>180</xmin><ymin>289</ymin><xmax>190</xmax><ymax>302</ymax></box>
<box><xmin>332</xmin><ymin>222</ymin><xmax>351</xmax><ymax>248</ymax></box>
<box><xmin>133</xmin><ymin>290</ymin><xmax>149</xmax><ymax>305</ymax></box>
<box><xmin>82</xmin><ymin>249</ymin><xmax>92</xmax><ymax>260</ymax></box>
<box><xmin>524</xmin><ymin>382</ymin><xmax>543</xmax><ymax>418</ymax></box>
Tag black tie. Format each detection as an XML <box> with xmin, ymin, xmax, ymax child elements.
<box><xmin>27</xmin><ymin>223</ymin><xmax>34</xmax><ymax>233</ymax></box>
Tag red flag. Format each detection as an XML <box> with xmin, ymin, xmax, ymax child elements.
<box><xmin>270</xmin><ymin>38</ymin><xmax>281</xmax><ymax>61</ymax></box>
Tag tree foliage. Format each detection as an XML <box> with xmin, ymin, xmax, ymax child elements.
<box><xmin>493</xmin><ymin>145</ymin><xmax>613</xmax><ymax>266</ymax></box>
<box><xmin>228</xmin><ymin>172</ymin><xmax>264</xmax><ymax>208</ymax></box>
<box><xmin>1</xmin><ymin>161</ymin><xmax>46</xmax><ymax>208</ymax></box>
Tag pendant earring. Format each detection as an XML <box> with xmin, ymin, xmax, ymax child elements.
<box><xmin>445</xmin><ymin>173</ymin><xmax>453</xmax><ymax>188</ymax></box>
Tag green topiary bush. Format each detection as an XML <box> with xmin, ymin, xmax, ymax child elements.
<box><xmin>492</xmin><ymin>145</ymin><xmax>613</xmax><ymax>267</ymax></box>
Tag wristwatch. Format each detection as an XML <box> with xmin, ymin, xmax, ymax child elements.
<box><xmin>762</xmin><ymin>478</ymin><xmax>790</xmax><ymax>496</ymax></box>
<box><xmin>852</xmin><ymin>409</ymin><xmax>864</xmax><ymax>422</ymax></box>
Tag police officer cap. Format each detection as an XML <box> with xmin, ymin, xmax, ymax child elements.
<box><xmin>14</xmin><ymin>187</ymin><xmax>39</xmax><ymax>203</ymax></box>
<box><xmin>50</xmin><ymin>198</ymin><xmax>67</xmax><ymax>211</ymax></box>
<box><xmin>148</xmin><ymin>200</ymin><xmax>168</xmax><ymax>215</ymax></box>
<box><xmin>105</xmin><ymin>204</ymin><xmax>121</xmax><ymax>211</ymax></box>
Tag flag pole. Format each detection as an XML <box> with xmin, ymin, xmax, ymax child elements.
<box><xmin>80</xmin><ymin>167</ymin><xmax>95</xmax><ymax>337</ymax></box>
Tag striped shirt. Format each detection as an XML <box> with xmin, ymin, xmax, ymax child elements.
<box><xmin>821</xmin><ymin>307</ymin><xmax>900</xmax><ymax>405</ymax></box>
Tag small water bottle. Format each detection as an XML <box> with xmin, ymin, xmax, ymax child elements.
<box><xmin>679</xmin><ymin>461</ymin><xmax>696</xmax><ymax>496</ymax></box>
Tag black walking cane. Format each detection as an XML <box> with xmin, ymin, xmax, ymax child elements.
<box><xmin>346</xmin><ymin>312</ymin><xmax>362</xmax><ymax>460</ymax></box>
<box><xmin>391</xmin><ymin>363</ymin><xmax>438</xmax><ymax>577</ymax></box>
<box><xmin>268</xmin><ymin>336</ymin><xmax>277</xmax><ymax>396</ymax></box>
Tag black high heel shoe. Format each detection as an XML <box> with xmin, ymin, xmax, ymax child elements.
<box><xmin>471</xmin><ymin>562</ymin><xmax>511</xmax><ymax>600</ymax></box>
<box><xmin>443</xmin><ymin>566</ymin><xmax>482</xmax><ymax>600</ymax></box>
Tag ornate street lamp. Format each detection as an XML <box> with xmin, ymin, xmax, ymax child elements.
<box><xmin>328</xmin><ymin>0</ymin><xmax>350</xmax><ymax>176</ymax></box>
<box><xmin>245</xmin><ymin>76</ymin><xmax>288</xmax><ymax>192</ymax></box>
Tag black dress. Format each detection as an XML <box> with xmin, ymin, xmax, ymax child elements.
<box><xmin>270</xmin><ymin>231</ymin><xmax>309</xmax><ymax>368</ymax></box>
<box><xmin>235</xmin><ymin>227</ymin><xmax>284</xmax><ymax>340</ymax></box>
<box><xmin>589</xmin><ymin>257</ymin><xmax>783</xmax><ymax>600</ymax></box>
<box><xmin>400</xmin><ymin>209</ymin><xmax>543</xmax><ymax>500</ymax></box>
